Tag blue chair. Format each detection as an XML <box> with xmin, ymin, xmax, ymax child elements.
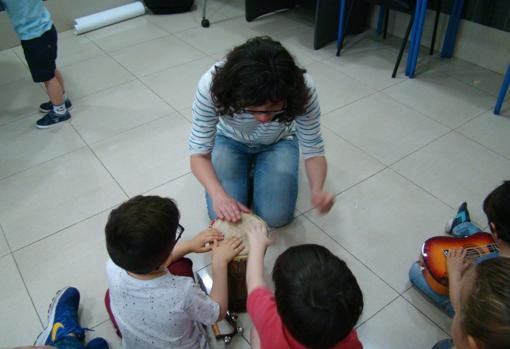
<box><xmin>337</xmin><ymin>0</ymin><xmax>442</xmax><ymax>78</ymax></box>
<box><xmin>494</xmin><ymin>64</ymin><xmax>510</xmax><ymax>115</ymax></box>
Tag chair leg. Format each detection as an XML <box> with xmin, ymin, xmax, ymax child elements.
<box><xmin>383</xmin><ymin>8</ymin><xmax>390</xmax><ymax>39</ymax></box>
<box><xmin>392</xmin><ymin>15</ymin><xmax>414</xmax><ymax>78</ymax></box>
<box><xmin>336</xmin><ymin>0</ymin><xmax>346</xmax><ymax>56</ymax></box>
<box><xmin>376</xmin><ymin>5</ymin><xmax>385</xmax><ymax>35</ymax></box>
<box><xmin>430</xmin><ymin>0</ymin><xmax>441</xmax><ymax>55</ymax></box>
<box><xmin>494</xmin><ymin>64</ymin><xmax>510</xmax><ymax>115</ymax></box>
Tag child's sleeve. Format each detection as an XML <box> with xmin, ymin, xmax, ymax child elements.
<box><xmin>185</xmin><ymin>282</ymin><xmax>220</xmax><ymax>325</ymax></box>
<box><xmin>247</xmin><ymin>287</ymin><xmax>281</xmax><ymax>342</ymax></box>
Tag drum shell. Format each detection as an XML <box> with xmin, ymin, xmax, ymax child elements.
<box><xmin>228</xmin><ymin>256</ymin><xmax>247</xmax><ymax>312</ymax></box>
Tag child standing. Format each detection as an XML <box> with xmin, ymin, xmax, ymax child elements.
<box><xmin>1</xmin><ymin>0</ymin><xmax>72</xmax><ymax>128</ymax></box>
<box><xmin>104</xmin><ymin>195</ymin><xmax>243</xmax><ymax>349</ymax></box>
<box><xmin>409</xmin><ymin>180</ymin><xmax>510</xmax><ymax>317</ymax></box>
<box><xmin>433</xmin><ymin>256</ymin><xmax>510</xmax><ymax>349</ymax></box>
<box><xmin>245</xmin><ymin>223</ymin><xmax>364</xmax><ymax>349</ymax></box>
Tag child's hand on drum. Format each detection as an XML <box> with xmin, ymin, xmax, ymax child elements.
<box><xmin>246</xmin><ymin>222</ymin><xmax>273</xmax><ymax>251</ymax></box>
<box><xmin>211</xmin><ymin>237</ymin><xmax>244</xmax><ymax>266</ymax></box>
<box><xmin>189</xmin><ymin>228</ymin><xmax>224</xmax><ymax>253</ymax></box>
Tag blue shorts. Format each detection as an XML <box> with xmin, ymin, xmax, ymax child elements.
<box><xmin>21</xmin><ymin>25</ymin><xmax>57</xmax><ymax>83</ymax></box>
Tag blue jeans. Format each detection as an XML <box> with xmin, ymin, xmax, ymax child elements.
<box><xmin>409</xmin><ymin>221</ymin><xmax>482</xmax><ymax>318</ymax></box>
<box><xmin>53</xmin><ymin>335</ymin><xmax>85</xmax><ymax>349</ymax></box>
<box><xmin>206</xmin><ymin>135</ymin><xmax>299</xmax><ymax>227</ymax></box>
<box><xmin>432</xmin><ymin>339</ymin><xmax>454</xmax><ymax>349</ymax></box>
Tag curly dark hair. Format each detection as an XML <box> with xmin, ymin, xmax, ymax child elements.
<box><xmin>210</xmin><ymin>36</ymin><xmax>309</xmax><ymax>123</ymax></box>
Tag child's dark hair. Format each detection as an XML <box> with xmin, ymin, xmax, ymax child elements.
<box><xmin>105</xmin><ymin>195</ymin><xmax>180</xmax><ymax>274</ymax></box>
<box><xmin>483</xmin><ymin>180</ymin><xmax>510</xmax><ymax>244</ymax></box>
<box><xmin>272</xmin><ymin>244</ymin><xmax>363</xmax><ymax>349</ymax></box>
<box><xmin>211</xmin><ymin>36</ymin><xmax>309</xmax><ymax>122</ymax></box>
<box><xmin>462</xmin><ymin>257</ymin><xmax>510</xmax><ymax>349</ymax></box>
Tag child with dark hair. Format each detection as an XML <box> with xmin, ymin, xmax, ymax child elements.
<box><xmin>245</xmin><ymin>223</ymin><xmax>363</xmax><ymax>349</ymax></box>
<box><xmin>104</xmin><ymin>195</ymin><xmax>244</xmax><ymax>349</ymax></box>
<box><xmin>409</xmin><ymin>180</ymin><xmax>510</xmax><ymax>318</ymax></box>
<box><xmin>1</xmin><ymin>0</ymin><xmax>72</xmax><ymax>128</ymax></box>
<box><xmin>433</xmin><ymin>256</ymin><xmax>510</xmax><ymax>349</ymax></box>
<box><xmin>189</xmin><ymin>36</ymin><xmax>334</xmax><ymax>228</ymax></box>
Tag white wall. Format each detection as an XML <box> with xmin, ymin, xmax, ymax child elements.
<box><xmin>370</xmin><ymin>5</ymin><xmax>510</xmax><ymax>75</ymax></box>
<box><xmin>0</xmin><ymin>0</ymin><xmax>133</xmax><ymax>50</ymax></box>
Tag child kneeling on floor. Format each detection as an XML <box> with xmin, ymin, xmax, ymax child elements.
<box><xmin>245</xmin><ymin>223</ymin><xmax>364</xmax><ymax>349</ymax></box>
<box><xmin>104</xmin><ymin>195</ymin><xmax>243</xmax><ymax>349</ymax></box>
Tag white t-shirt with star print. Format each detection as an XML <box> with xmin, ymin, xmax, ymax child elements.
<box><xmin>107</xmin><ymin>259</ymin><xmax>219</xmax><ymax>349</ymax></box>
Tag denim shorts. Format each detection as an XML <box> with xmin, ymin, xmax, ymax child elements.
<box><xmin>21</xmin><ymin>25</ymin><xmax>57</xmax><ymax>82</ymax></box>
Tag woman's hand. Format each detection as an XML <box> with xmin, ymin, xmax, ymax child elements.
<box><xmin>212</xmin><ymin>192</ymin><xmax>250</xmax><ymax>222</ymax></box>
<box><xmin>188</xmin><ymin>228</ymin><xmax>224</xmax><ymax>253</ymax></box>
<box><xmin>311</xmin><ymin>191</ymin><xmax>335</xmax><ymax>214</ymax></box>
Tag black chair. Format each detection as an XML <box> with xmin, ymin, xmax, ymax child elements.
<box><xmin>337</xmin><ymin>0</ymin><xmax>442</xmax><ymax>78</ymax></box>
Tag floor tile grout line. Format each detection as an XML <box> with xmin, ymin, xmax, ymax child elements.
<box><xmin>73</xmin><ymin>112</ymin><xmax>179</xmax><ymax>147</ymax></box>
<box><xmin>0</xmin><ymin>222</ymin><xmax>13</xmax><ymax>255</ymax></box>
<box><xmin>383</xmin><ymin>129</ymin><xmax>455</xmax><ymax>168</ymax></box>
<box><xmin>387</xmin><ymin>167</ymin><xmax>459</xmax><ymax>213</ymax></box>
<box><xmin>0</xmin><ymin>84</ymin><xmax>181</xmax><ymax>183</ymax></box>
<box><xmin>379</xmin><ymin>89</ymin><xmax>457</xmax><ymax>130</ymax></box>
<box><xmin>11</xmin><ymin>253</ymin><xmax>45</xmax><ymax>328</ymax></box>
<box><xmin>140</xmin><ymin>171</ymin><xmax>193</xmax><ymax>195</ymax></box>
<box><xmin>10</xmin><ymin>202</ymin><xmax>120</xmax><ymax>254</ymax></box>
<box><xmin>355</xmin><ymin>294</ymin><xmax>401</xmax><ymax>329</ymax></box>
<box><xmin>453</xmin><ymin>128</ymin><xmax>510</xmax><ymax>162</ymax></box>
<box><xmin>69</xmin><ymin>122</ymin><xmax>130</xmax><ymax>199</ymax></box>
<box><xmin>441</xmin><ymin>67</ymin><xmax>506</xmax><ymax>99</ymax></box>
<box><xmin>400</xmin><ymin>295</ymin><xmax>451</xmax><ymax>337</ymax></box>
<box><xmin>300</xmin><ymin>207</ymin><xmax>403</xmax><ymax>297</ymax></box>
<box><xmin>92</xmin><ymin>34</ymin><xmax>207</xmax><ymax>114</ymax></box>
<box><xmin>378</xmin><ymin>76</ymin><xmax>497</xmax><ymax>131</ymax></box>
<box><xmin>0</xmin><ymin>145</ymin><xmax>90</xmax><ymax>183</ymax></box>
<box><xmin>318</xmin><ymin>54</ymin><xmax>410</xmax><ymax>92</ymax></box>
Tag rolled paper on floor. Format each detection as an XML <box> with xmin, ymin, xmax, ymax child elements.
<box><xmin>74</xmin><ymin>2</ymin><xmax>146</xmax><ymax>35</ymax></box>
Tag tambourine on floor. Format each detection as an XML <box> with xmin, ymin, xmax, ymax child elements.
<box><xmin>197</xmin><ymin>213</ymin><xmax>269</xmax><ymax>345</ymax></box>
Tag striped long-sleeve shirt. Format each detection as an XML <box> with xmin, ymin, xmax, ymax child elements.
<box><xmin>188</xmin><ymin>63</ymin><xmax>325</xmax><ymax>159</ymax></box>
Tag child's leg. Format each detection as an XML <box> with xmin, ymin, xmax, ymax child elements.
<box><xmin>55</xmin><ymin>68</ymin><xmax>65</xmax><ymax>94</ymax></box>
<box><xmin>447</xmin><ymin>202</ymin><xmax>482</xmax><ymax>237</ymax></box>
<box><xmin>168</xmin><ymin>257</ymin><xmax>194</xmax><ymax>279</ymax></box>
<box><xmin>104</xmin><ymin>290</ymin><xmax>122</xmax><ymax>338</ymax></box>
<box><xmin>451</xmin><ymin>221</ymin><xmax>483</xmax><ymax>238</ymax></box>
<box><xmin>44</xmin><ymin>77</ymin><xmax>65</xmax><ymax>106</ymax></box>
<box><xmin>409</xmin><ymin>262</ymin><xmax>455</xmax><ymax>318</ymax></box>
<box><xmin>250</xmin><ymin>326</ymin><xmax>261</xmax><ymax>349</ymax></box>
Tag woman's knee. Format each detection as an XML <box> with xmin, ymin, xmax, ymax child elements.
<box><xmin>256</xmin><ymin>207</ymin><xmax>294</xmax><ymax>228</ymax></box>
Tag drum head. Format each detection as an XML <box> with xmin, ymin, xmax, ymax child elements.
<box><xmin>211</xmin><ymin>212</ymin><xmax>269</xmax><ymax>258</ymax></box>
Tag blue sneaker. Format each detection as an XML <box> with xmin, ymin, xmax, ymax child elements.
<box><xmin>34</xmin><ymin>287</ymin><xmax>85</xmax><ymax>346</ymax></box>
<box><xmin>86</xmin><ymin>337</ymin><xmax>109</xmax><ymax>349</ymax></box>
<box><xmin>445</xmin><ymin>201</ymin><xmax>471</xmax><ymax>235</ymax></box>
<box><xmin>36</xmin><ymin>110</ymin><xmax>72</xmax><ymax>129</ymax></box>
<box><xmin>39</xmin><ymin>99</ymin><xmax>73</xmax><ymax>113</ymax></box>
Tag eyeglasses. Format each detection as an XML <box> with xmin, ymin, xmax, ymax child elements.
<box><xmin>239</xmin><ymin>107</ymin><xmax>288</xmax><ymax>121</ymax></box>
<box><xmin>175</xmin><ymin>224</ymin><xmax>185</xmax><ymax>243</ymax></box>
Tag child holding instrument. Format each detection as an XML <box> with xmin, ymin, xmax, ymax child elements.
<box><xmin>245</xmin><ymin>223</ymin><xmax>363</xmax><ymax>349</ymax></box>
<box><xmin>409</xmin><ymin>180</ymin><xmax>510</xmax><ymax>317</ymax></box>
<box><xmin>104</xmin><ymin>195</ymin><xmax>244</xmax><ymax>349</ymax></box>
<box><xmin>432</xmin><ymin>256</ymin><xmax>510</xmax><ymax>349</ymax></box>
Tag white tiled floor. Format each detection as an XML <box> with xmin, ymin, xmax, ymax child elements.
<box><xmin>1</xmin><ymin>2</ymin><xmax>509</xmax><ymax>348</ymax></box>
